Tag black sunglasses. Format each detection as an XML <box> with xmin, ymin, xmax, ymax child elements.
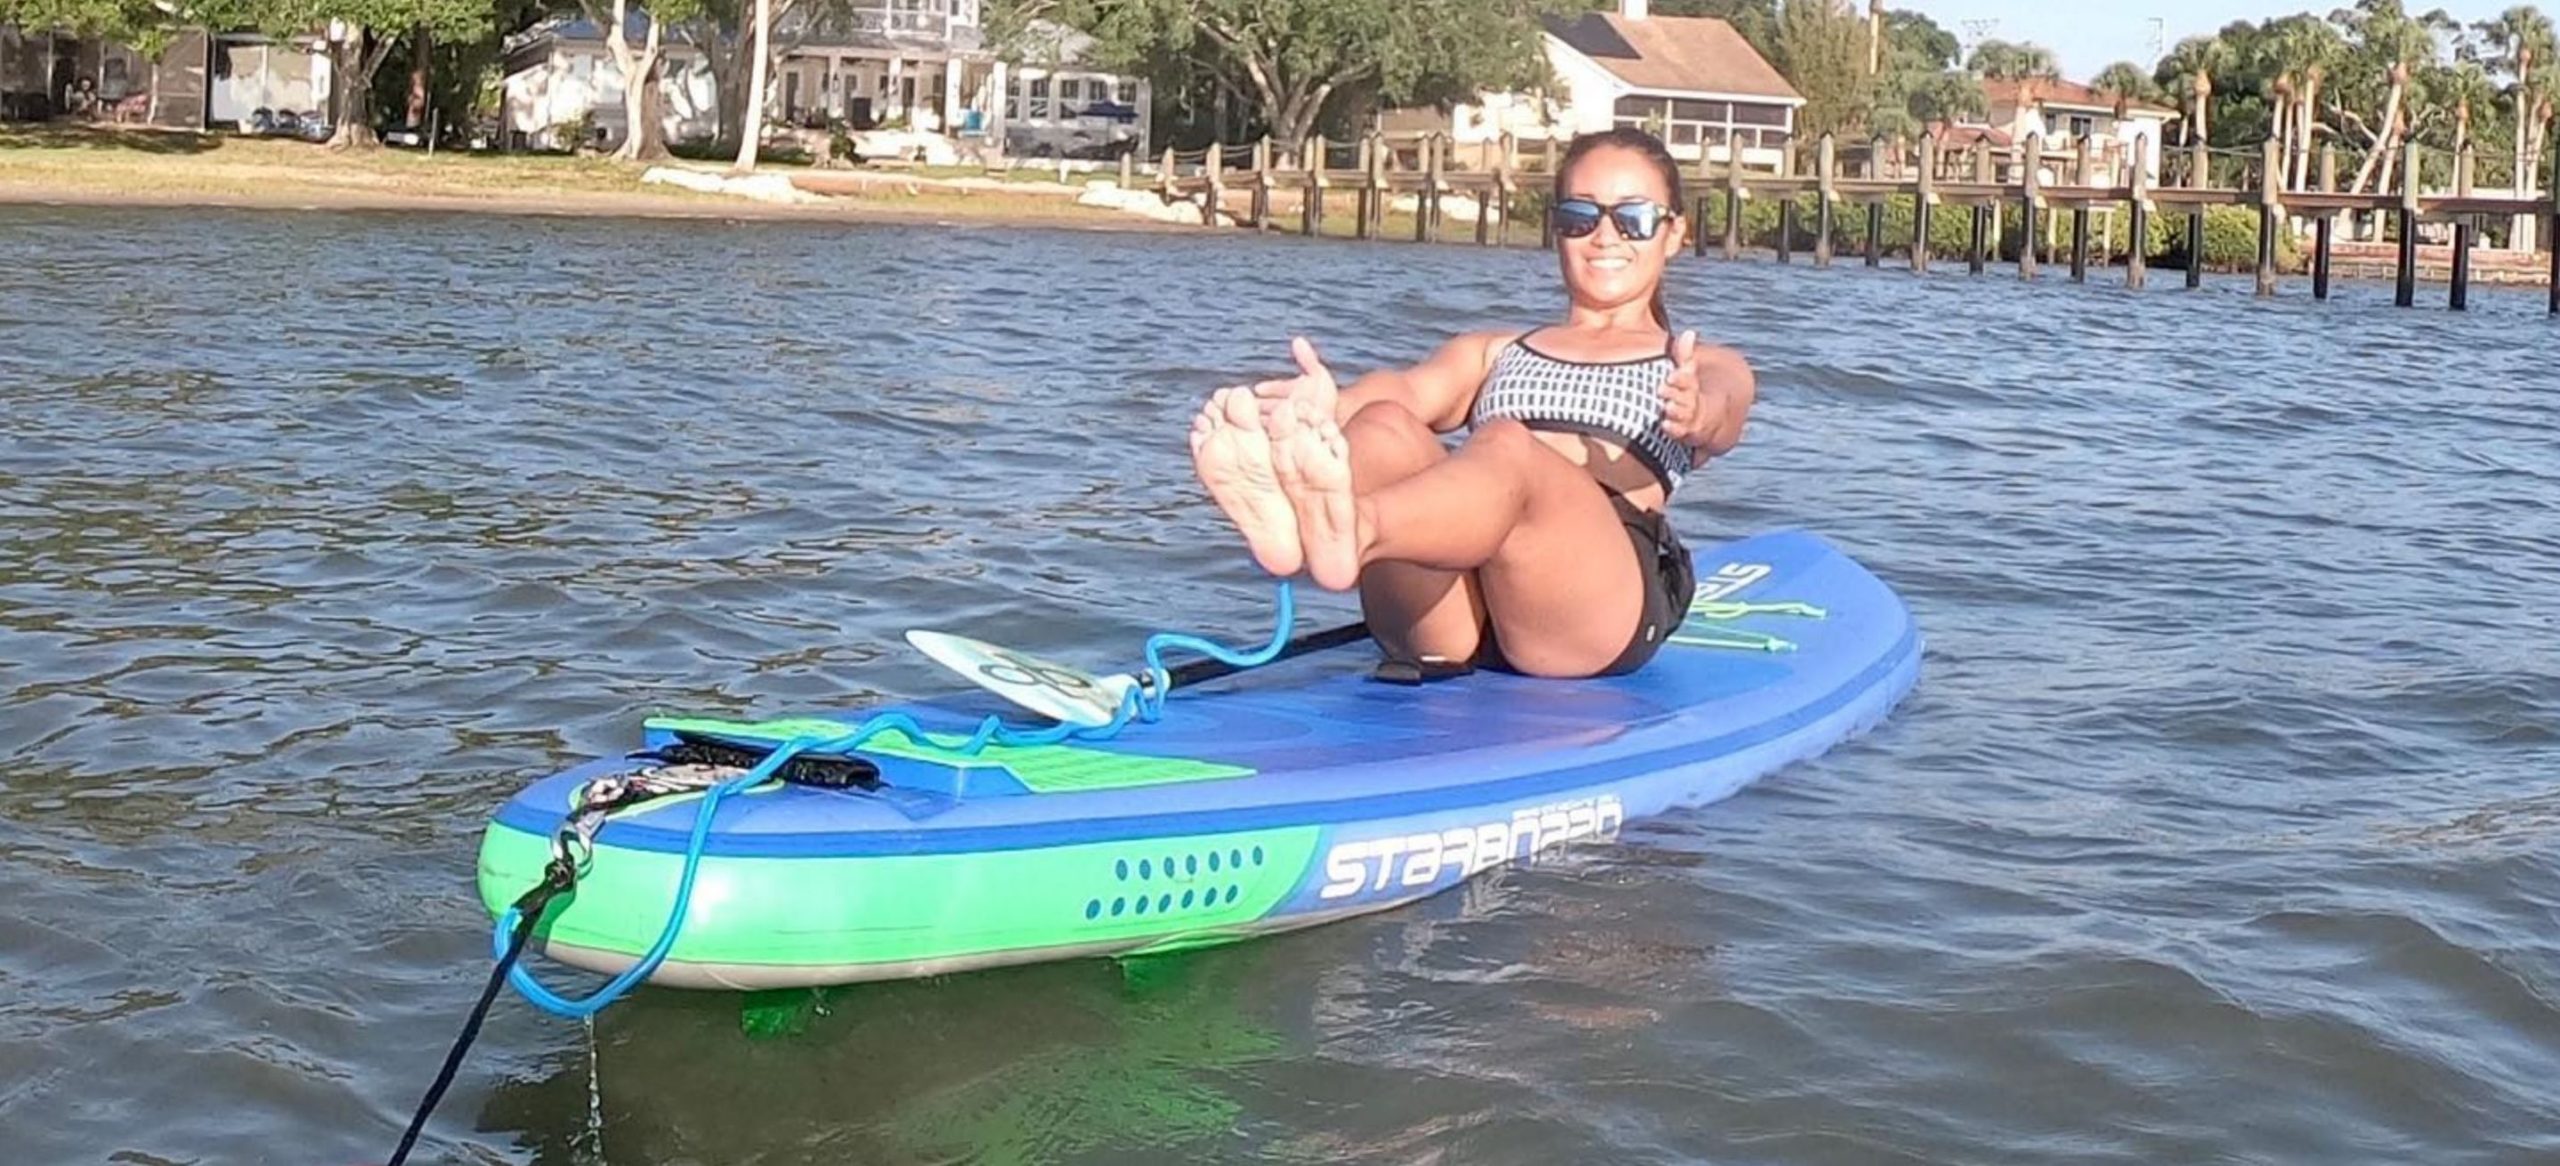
<box><xmin>1551</xmin><ymin>197</ymin><xmax>1676</xmax><ymax>241</ymax></box>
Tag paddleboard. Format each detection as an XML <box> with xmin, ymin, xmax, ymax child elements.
<box><xmin>476</xmin><ymin>528</ymin><xmax>1920</xmax><ymax>990</ymax></box>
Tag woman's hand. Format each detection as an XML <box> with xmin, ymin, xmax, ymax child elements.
<box><xmin>1659</xmin><ymin>330</ymin><xmax>1755</xmax><ymax>459</ymax></box>
<box><xmin>1245</xmin><ymin>336</ymin><xmax>1341</xmax><ymax>424</ymax></box>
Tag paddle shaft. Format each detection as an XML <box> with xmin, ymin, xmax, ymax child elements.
<box><xmin>1160</xmin><ymin>620</ymin><xmax>1370</xmax><ymax>689</ymax></box>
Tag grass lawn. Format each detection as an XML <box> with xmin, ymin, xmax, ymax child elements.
<box><xmin>0</xmin><ymin>123</ymin><xmax>1142</xmax><ymax>227</ymax></box>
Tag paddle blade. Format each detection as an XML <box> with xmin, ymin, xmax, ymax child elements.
<box><xmin>904</xmin><ymin>629</ymin><xmax>1138</xmax><ymax>728</ymax></box>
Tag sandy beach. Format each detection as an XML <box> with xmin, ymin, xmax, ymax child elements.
<box><xmin>0</xmin><ymin>124</ymin><xmax>1175</xmax><ymax>230</ymax></box>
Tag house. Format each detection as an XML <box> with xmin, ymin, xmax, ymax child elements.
<box><xmin>499</xmin><ymin>2</ymin><xmax>1149</xmax><ymax>158</ymax></box>
<box><xmin>499</xmin><ymin>16</ymin><xmax>717</xmax><ymax>150</ymax></box>
<box><xmin>207</xmin><ymin>33</ymin><xmax>338</xmax><ymax>128</ymax></box>
<box><xmin>1</xmin><ymin>25</ymin><xmax>214</xmax><ymax>127</ymax></box>
<box><xmin>1943</xmin><ymin>77</ymin><xmax>2178</xmax><ymax>186</ymax></box>
<box><xmin>1389</xmin><ymin>0</ymin><xmax>1804</xmax><ymax>172</ymax></box>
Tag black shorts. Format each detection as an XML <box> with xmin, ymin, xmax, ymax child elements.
<box><xmin>1382</xmin><ymin>490</ymin><xmax>1693</xmax><ymax>682</ymax></box>
<box><xmin>1594</xmin><ymin>490</ymin><xmax>1695</xmax><ymax>676</ymax></box>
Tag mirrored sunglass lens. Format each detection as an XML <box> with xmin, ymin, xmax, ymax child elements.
<box><xmin>1611</xmin><ymin>202</ymin><xmax>1664</xmax><ymax>239</ymax></box>
<box><xmin>1553</xmin><ymin>201</ymin><xmax>1603</xmax><ymax>235</ymax></box>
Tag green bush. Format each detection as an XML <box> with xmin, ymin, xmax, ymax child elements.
<box><xmin>1691</xmin><ymin>192</ymin><xmax>2301</xmax><ymax>272</ymax></box>
<box><xmin>1504</xmin><ymin>185</ymin><xmax>2300</xmax><ymax>275</ymax></box>
<box><xmin>2159</xmin><ymin>204</ymin><xmax>2303</xmax><ymax>273</ymax></box>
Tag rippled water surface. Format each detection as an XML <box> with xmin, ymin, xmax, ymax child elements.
<box><xmin>3</xmin><ymin>205</ymin><xmax>2557</xmax><ymax>1165</ymax></box>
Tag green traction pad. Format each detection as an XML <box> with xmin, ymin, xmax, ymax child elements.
<box><xmin>643</xmin><ymin>715</ymin><xmax>1255</xmax><ymax>793</ymax></box>
<box><xmin>1669</xmin><ymin>596</ymin><xmax>1827</xmax><ymax>654</ymax></box>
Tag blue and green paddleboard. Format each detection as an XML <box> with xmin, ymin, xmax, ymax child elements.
<box><xmin>477</xmin><ymin>528</ymin><xmax>1920</xmax><ymax>990</ymax></box>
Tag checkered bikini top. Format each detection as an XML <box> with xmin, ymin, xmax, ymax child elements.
<box><xmin>1468</xmin><ymin>332</ymin><xmax>1692</xmax><ymax>493</ymax></box>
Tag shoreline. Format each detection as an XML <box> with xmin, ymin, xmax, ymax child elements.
<box><xmin>0</xmin><ymin>175</ymin><xmax>1187</xmax><ymax>231</ymax></box>
<box><xmin>0</xmin><ymin>124</ymin><xmax>1192</xmax><ymax>232</ymax></box>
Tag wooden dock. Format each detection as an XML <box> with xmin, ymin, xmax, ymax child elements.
<box><xmin>1135</xmin><ymin>130</ymin><xmax>2560</xmax><ymax>316</ymax></box>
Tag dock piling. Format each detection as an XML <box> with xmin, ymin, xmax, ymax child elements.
<box><xmin>1815</xmin><ymin>135</ymin><xmax>1837</xmax><ymax>268</ymax></box>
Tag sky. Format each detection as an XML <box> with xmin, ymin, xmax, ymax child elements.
<box><xmin>1913</xmin><ymin>0</ymin><xmax>2524</xmax><ymax>79</ymax></box>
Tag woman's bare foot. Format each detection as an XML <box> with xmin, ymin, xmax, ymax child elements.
<box><xmin>1269</xmin><ymin>401</ymin><xmax>1363</xmax><ymax>592</ymax></box>
<box><xmin>1189</xmin><ymin>387</ymin><xmax>1303</xmax><ymax>577</ymax></box>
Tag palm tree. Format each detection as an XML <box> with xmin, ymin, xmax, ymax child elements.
<box><xmin>2261</xmin><ymin>15</ymin><xmax>2346</xmax><ymax>188</ymax></box>
<box><xmin>2157</xmin><ymin>34</ymin><xmax>2237</xmax><ymax>148</ymax></box>
<box><xmin>1967</xmin><ymin>39</ymin><xmax>2060</xmax><ymax>82</ymax></box>
<box><xmin>2476</xmin><ymin>5</ymin><xmax>2556</xmax><ymax>243</ymax></box>
<box><xmin>2093</xmin><ymin>60</ymin><xmax>2160</xmax><ymax>115</ymax></box>
<box><xmin>2331</xmin><ymin>0</ymin><xmax>2458</xmax><ymax>195</ymax></box>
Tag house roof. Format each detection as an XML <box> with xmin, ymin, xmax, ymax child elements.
<box><xmin>1983</xmin><ymin>77</ymin><xmax>2177</xmax><ymax>119</ymax></box>
<box><xmin>1541</xmin><ymin>12</ymin><xmax>1802</xmax><ymax>104</ymax></box>
<box><xmin>1928</xmin><ymin>121</ymin><xmax>2014</xmax><ymax>148</ymax></box>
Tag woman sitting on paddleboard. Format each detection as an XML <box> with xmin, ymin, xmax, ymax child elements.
<box><xmin>1190</xmin><ymin>126</ymin><xmax>1758</xmax><ymax>680</ymax></box>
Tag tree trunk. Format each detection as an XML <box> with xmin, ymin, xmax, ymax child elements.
<box><xmin>2283</xmin><ymin>93</ymin><xmax>2304</xmax><ymax>189</ymax></box>
<box><xmin>325</xmin><ymin>30</ymin><xmax>390</xmax><ymax>150</ymax></box>
<box><xmin>1270</xmin><ymin>81</ymin><xmax>1335</xmax><ymax>159</ymax></box>
<box><xmin>2293</xmin><ymin>71</ymin><xmax>2320</xmax><ymax>190</ymax></box>
<box><xmin>709</xmin><ymin>34</ymin><xmax>749</xmax><ymax>151</ymax></box>
<box><xmin>733</xmin><ymin>0</ymin><xmax>771</xmax><ymax>171</ymax></box>
<box><xmin>697</xmin><ymin>0</ymin><xmax>801</xmax><ymax>155</ymax></box>
<box><xmin>2513</xmin><ymin>53</ymin><xmax>2533</xmax><ymax>248</ymax></box>
<box><xmin>605</xmin><ymin>0</ymin><xmax>668</xmax><ymax>161</ymax></box>
<box><xmin>406</xmin><ymin>26</ymin><xmax>431</xmax><ymax>127</ymax></box>
<box><xmin>2350</xmin><ymin>74</ymin><xmax>2406</xmax><ymax>194</ymax></box>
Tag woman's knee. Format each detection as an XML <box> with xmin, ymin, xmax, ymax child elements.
<box><xmin>1461</xmin><ymin>417</ymin><xmax>1546</xmax><ymax>463</ymax></box>
<box><xmin>1343</xmin><ymin>400</ymin><xmax>1443</xmax><ymax>486</ymax></box>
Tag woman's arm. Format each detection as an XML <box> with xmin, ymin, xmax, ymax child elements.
<box><xmin>1659</xmin><ymin>332</ymin><xmax>1757</xmax><ymax>459</ymax></box>
<box><xmin>1245</xmin><ymin>332</ymin><xmax>1509</xmax><ymax>434</ymax></box>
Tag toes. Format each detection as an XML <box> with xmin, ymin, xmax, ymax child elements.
<box><xmin>1217</xmin><ymin>386</ymin><xmax>1261</xmax><ymax>428</ymax></box>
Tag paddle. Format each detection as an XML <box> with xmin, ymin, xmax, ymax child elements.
<box><xmin>906</xmin><ymin>619</ymin><xmax>1371</xmax><ymax>727</ymax></box>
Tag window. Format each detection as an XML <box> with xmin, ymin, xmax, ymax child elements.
<box><xmin>1028</xmin><ymin>77</ymin><xmax>1050</xmax><ymax>120</ymax></box>
<box><xmin>1618</xmin><ymin>92</ymin><xmax>1791</xmax><ymax>157</ymax></box>
<box><xmin>1613</xmin><ymin>95</ymin><xmax>1662</xmax><ymax>120</ymax></box>
<box><xmin>2067</xmin><ymin>114</ymin><xmax>2094</xmax><ymax>138</ymax></box>
<box><xmin>1731</xmin><ymin>102</ymin><xmax>1787</xmax><ymax>127</ymax></box>
<box><xmin>1115</xmin><ymin>79</ymin><xmax>1135</xmax><ymax>104</ymax></box>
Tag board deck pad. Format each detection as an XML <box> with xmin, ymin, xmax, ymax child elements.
<box><xmin>644</xmin><ymin>716</ymin><xmax>1256</xmax><ymax>792</ymax></box>
<box><xmin>480</xmin><ymin>528</ymin><xmax>1922</xmax><ymax>990</ymax></box>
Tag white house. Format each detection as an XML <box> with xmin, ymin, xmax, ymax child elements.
<box><xmin>1944</xmin><ymin>77</ymin><xmax>2177</xmax><ymax>186</ymax></box>
<box><xmin>499</xmin><ymin>2</ymin><xmax>1147</xmax><ymax>158</ymax></box>
<box><xmin>1399</xmin><ymin>0</ymin><xmax>1804</xmax><ymax>172</ymax></box>
<box><xmin>499</xmin><ymin>17</ymin><xmax>718</xmax><ymax>150</ymax></box>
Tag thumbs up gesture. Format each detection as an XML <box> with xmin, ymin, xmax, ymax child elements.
<box><xmin>1247</xmin><ymin>336</ymin><xmax>1341</xmax><ymax>426</ymax></box>
<box><xmin>1659</xmin><ymin>330</ymin><xmax>1755</xmax><ymax>459</ymax></box>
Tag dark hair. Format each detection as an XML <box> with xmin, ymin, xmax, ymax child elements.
<box><xmin>1553</xmin><ymin>127</ymin><xmax>1683</xmax><ymax>331</ymax></box>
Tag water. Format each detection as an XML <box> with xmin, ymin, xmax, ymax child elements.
<box><xmin>3</xmin><ymin>205</ymin><xmax>2556</xmax><ymax>1165</ymax></box>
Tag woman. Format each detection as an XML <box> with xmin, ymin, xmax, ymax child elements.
<box><xmin>1190</xmin><ymin>127</ymin><xmax>1758</xmax><ymax>680</ymax></box>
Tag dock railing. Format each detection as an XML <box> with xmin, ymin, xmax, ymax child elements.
<box><xmin>1122</xmin><ymin>128</ymin><xmax>2560</xmax><ymax>315</ymax></box>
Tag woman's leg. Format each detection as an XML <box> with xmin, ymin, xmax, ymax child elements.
<box><xmin>1272</xmin><ymin>410</ymin><xmax>1646</xmax><ymax>678</ymax></box>
<box><xmin>1337</xmin><ymin>401</ymin><xmax>1489</xmax><ymax>665</ymax></box>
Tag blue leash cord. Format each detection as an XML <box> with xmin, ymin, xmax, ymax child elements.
<box><xmin>495</xmin><ymin>581</ymin><xmax>1302</xmax><ymax>1018</ymax></box>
